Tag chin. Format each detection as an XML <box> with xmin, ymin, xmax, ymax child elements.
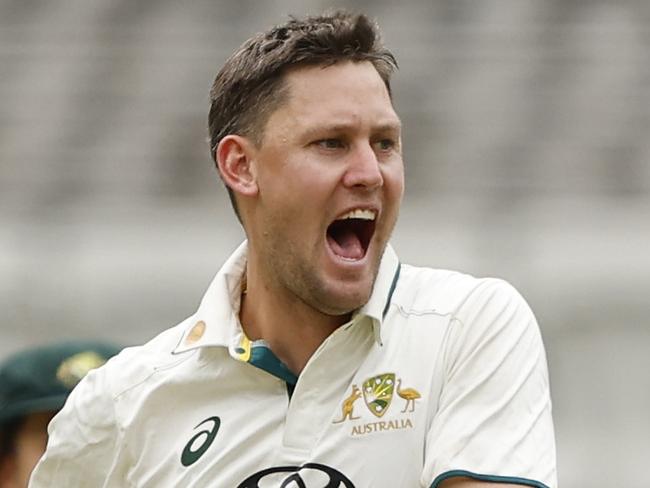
<box><xmin>317</xmin><ymin>280</ymin><xmax>373</xmax><ymax>317</ymax></box>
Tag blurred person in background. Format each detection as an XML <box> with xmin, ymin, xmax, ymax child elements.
<box><xmin>30</xmin><ymin>11</ymin><xmax>556</xmax><ymax>487</ymax></box>
<box><xmin>0</xmin><ymin>341</ymin><xmax>120</xmax><ymax>488</ymax></box>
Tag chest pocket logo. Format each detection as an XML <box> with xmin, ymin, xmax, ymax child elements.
<box><xmin>181</xmin><ymin>416</ymin><xmax>221</xmax><ymax>467</ymax></box>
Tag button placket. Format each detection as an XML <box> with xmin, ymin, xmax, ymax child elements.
<box><xmin>281</xmin><ymin>317</ymin><xmax>375</xmax><ymax>451</ymax></box>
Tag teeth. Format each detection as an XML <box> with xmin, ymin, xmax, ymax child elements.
<box><xmin>339</xmin><ymin>209</ymin><xmax>376</xmax><ymax>221</ymax></box>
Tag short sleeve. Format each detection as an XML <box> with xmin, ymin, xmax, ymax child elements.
<box><xmin>29</xmin><ymin>363</ymin><xmax>125</xmax><ymax>488</ymax></box>
<box><xmin>421</xmin><ymin>279</ymin><xmax>557</xmax><ymax>488</ymax></box>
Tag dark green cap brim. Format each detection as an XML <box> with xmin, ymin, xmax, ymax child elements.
<box><xmin>0</xmin><ymin>394</ymin><xmax>68</xmax><ymax>424</ymax></box>
<box><xmin>0</xmin><ymin>341</ymin><xmax>121</xmax><ymax>425</ymax></box>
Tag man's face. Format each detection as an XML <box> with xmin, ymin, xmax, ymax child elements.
<box><xmin>247</xmin><ymin>60</ymin><xmax>404</xmax><ymax>316</ymax></box>
<box><xmin>0</xmin><ymin>412</ymin><xmax>53</xmax><ymax>488</ymax></box>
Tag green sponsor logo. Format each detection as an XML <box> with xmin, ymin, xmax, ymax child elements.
<box><xmin>181</xmin><ymin>416</ymin><xmax>221</xmax><ymax>467</ymax></box>
<box><xmin>362</xmin><ymin>373</ymin><xmax>395</xmax><ymax>418</ymax></box>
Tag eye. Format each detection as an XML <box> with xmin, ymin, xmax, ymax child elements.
<box><xmin>375</xmin><ymin>138</ymin><xmax>396</xmax><ymax>152</ymax></box>
<box><xmin>315</xmin><ymin>138</ymin><xmax>345</xmax><ymax>150</ymax></box>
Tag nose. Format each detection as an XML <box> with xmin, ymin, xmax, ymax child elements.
<box><xmin>342</xmin><ymin>143</ymin><xmax>383</xmax><ymax>190</ymax></box>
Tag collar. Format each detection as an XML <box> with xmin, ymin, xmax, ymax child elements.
<box><xmin>173</xmin><ymin>241</ymin><xmax>248</xmax><ymax>354</ymax></box>
<box><xmin>353</xmin><ymin>245</ymin><xmax>400</xmax><ymax>346</ymax></box>
<box><xmin>172</xmin><ymin>241</ymin><xmax>401</xmax><ymax>354</ymax></box>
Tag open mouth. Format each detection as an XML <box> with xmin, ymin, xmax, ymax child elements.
<box><xmin>326</xmin><ymin>209</ymin><xmax>376</xmax><ymax>261</ymax></box>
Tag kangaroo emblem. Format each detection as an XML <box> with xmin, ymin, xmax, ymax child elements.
<box><xmin>333</xmin><ymin>385</ymin><xmax>362</xmax><ymax>423</ymax></box>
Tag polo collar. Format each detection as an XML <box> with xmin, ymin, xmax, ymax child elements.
<box><xmin>173</xmin><ymin>241</ymin><xmax>247</xmax><ymax>354</ymax></box>
<box><xmin>354</xmin><ymin>244</ymin><xmax>400</xmax><ymax>346</ymax></box>
<box><xmin>173</xmin><ymin>241</ymin><xmax>401</xmax><ymax>354</ymax></box>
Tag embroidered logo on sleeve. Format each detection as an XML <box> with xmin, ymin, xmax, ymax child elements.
<box><xmin>181</xmin><ymin>416</ymin><xmax>221</xmax><ymax>467</ymax></box>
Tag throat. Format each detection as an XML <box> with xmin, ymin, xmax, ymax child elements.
<box><xmin>239</xmin><ymin>270</ymin><xmax>350</xmax><ymax>374</ymax></box>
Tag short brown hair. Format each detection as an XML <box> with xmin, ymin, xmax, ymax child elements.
<box><xmin>208</xmin><ymin>11</ymin><xmax>398</xmax><ymax>220</ymax></box>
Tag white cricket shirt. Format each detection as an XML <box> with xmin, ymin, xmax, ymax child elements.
<box><xmin>30</xmin><ymin>242</ymin><xmax>556</xmax><ymax>487</ymax></box>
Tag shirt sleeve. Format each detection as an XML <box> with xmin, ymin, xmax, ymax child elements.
<box><xmin>29</xmin><ymin>362</ymin><xmax>126</xmax><ymax>488</ymax></box>
<box><xmin>421</xmin><ymin>279</ymin><xmax>557</xmax><ymax>488</ymax></box>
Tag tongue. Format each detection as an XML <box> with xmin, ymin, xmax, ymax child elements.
<box><xmin>327</xmin><ymin>227</ymin><xmax>364</xmax><ymax>260</ymax></box>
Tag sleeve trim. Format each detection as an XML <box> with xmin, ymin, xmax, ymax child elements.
<box><xmin>430</xmin><ymin>470</ymin><xmax>550</xmax><ymax>488</ymax></box>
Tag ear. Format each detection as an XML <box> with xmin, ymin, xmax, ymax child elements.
<box><xmin>215</xmin><ymin>135</ymin><xmax>259</xmax><ymax>198</ymax></box>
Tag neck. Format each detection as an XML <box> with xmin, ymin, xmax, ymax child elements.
<box><xmin>239</xmin><ymin>260</ymin><xmax>350</xmax><ymax>375</ymax></box>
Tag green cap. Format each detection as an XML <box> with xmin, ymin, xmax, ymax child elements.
<box><xmin>0</xmin><ymin>341</ymin><xmax>121</xmax><ymax>424</ymax></box>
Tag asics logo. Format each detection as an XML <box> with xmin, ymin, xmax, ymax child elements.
<box><xmin>180</xmin><ymin>416</ymin><xmax>221</xmax><ymax>467</ymax></box>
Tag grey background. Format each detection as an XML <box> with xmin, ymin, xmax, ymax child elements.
<box><xmin>2</xmin><ymin>1</ymin><xmax>649</xmax><ymax>486</ymax></box>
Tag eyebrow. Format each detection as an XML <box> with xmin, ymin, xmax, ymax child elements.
<box><xmin>302</xmin><ymin>120</ymin><xmax>402</xmax><ymax>138</ymax></box>
<box><xmin>373</xmin><ymin>121</ymin><xmax>402</xmax><ymax>133</ymax></box>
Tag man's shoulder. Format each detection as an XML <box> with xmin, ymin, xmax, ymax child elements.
<box><xmin>95</xmin><ymin>318</ymin><xmax>197</xmax><ymax>398</ymax></box>
<box><xmin>394</xmin><ymin>262</ymin><xmax>522</xmax><ymax>317</ymax></box>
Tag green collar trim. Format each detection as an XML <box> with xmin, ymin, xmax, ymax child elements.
<box><xmin>430</xmin><ymin>470</ymin><xmax>550</xmax><ymax>488</ymax></box>
<box><xmin>382</xmin><ymin>262</ymin><xmax>401</xmax><ymax>319</ymax></box>
<box><xmin>245</xmin><ymin>341</ymin><xmax>298</xmax><ymax>385</ymax></box>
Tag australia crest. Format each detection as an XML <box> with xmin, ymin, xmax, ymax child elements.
<box><xmin>362</xmin><ymin>373</ymin><xmax>395</xmax><ymax>418</ymax></box>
